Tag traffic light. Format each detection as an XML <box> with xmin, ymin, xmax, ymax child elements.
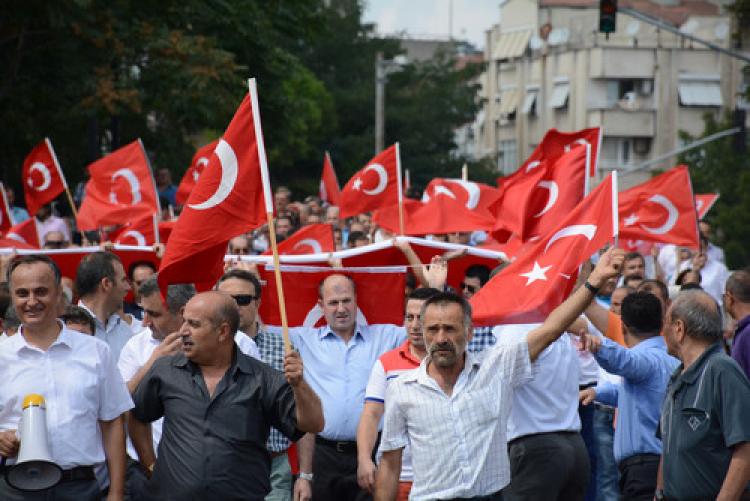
<box><xmin>599</xmin><ymin>0</ymin><xmax>618</xmax><ymax>34</ymax></box>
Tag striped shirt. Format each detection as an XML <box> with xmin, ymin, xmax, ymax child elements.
<box><xmin>380</xmin><ymin>337</ymin><xmax>533</xmax><ymax>500</ymax></box>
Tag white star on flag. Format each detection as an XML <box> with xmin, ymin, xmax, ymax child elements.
<box><xmin>520</xmin><ymin>261</ymin><xmax>552</xmax><ymax>285</ymax></box>
<box><xmin>623</xmin><ymin>213</ymin><xmax>639</xmax><ymax>226</ymax></box>
<box><xmin>353</xmin><ymin>178</ymin><xmax>363</xmax><ymax>191</ymax></box>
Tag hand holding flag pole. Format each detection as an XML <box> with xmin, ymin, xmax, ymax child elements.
<box><xmin>248</xmin><ymin>78</ymin><xmax>292</xmax><ymax>353</ymax></box>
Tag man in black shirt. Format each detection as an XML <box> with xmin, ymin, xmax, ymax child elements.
<box><xmin>129</xmin><ymin>291</ymin><xmax>323</xmax><ymax>500</ymax></box>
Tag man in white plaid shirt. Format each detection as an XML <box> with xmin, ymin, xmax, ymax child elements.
<box><xmin>375</xmin><ymin>248</ymin><xmax>625</xmax><ymax>501</ymax></box>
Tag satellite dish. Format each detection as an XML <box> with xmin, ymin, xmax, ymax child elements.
<box><xmin>680</xmin><ymin>19</ymin><xmax>699</xmax><ymax>34</ymax></box>
<box><xmin>626</xmin><ymin>21</ymin><xmax>640</xmax><ymax>36</ymax></box>
<box><xmin>714</xmin><ymin>22</ymin><xmax>729</xmax><ymax>40</ymax></box>
<box><xmin>529</xmin><ymin>35</ymin><xmax>544</xmax><ymax>50</ymax></box>
<box><xmin>548</xmin><ymin>28</ymin><xmax>569</xmax><ymax>46</ymax></box>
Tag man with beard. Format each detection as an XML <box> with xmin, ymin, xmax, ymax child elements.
<box><xmin>356</xmin><ymin>287</ymin><xmax>440</xmax><ymax>500</ymax></box>
<box><xmin>375</xmin><ymin>248</ymin><xmax>625</xmax><ymax>500</ymax></box>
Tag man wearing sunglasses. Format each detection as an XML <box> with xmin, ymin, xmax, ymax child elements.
<box><xmin>43</xmin><ymin>230</ymin><xmax>69</xmax><ymax>249</ymax></box>
<box><xmin>216</xmin><ymin>268</ymin><xmax>291</xmax><ymax>501</ymax></box>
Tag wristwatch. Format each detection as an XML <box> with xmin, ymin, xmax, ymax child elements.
<box><xmin>299</xmin><ymin>472</ymin><xmax>314</xmax><ymax>482</ymax></box>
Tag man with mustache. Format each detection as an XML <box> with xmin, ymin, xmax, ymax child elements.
<box><xmin>375</xmin><ymin>248</ymin><xmax>625</xmax><ymax>501</ymax></box>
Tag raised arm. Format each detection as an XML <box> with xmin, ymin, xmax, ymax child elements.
<box><xmin>526</xmin><ymin>248</ymin><xmax>625</xmax><ymax>362</ymax></box>
<box><xmin>284</xmin><ymin>351</ymin><xmax>324</xmax><ymax>433</ymax></box>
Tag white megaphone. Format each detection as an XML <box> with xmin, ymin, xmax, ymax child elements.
<box><xmin>5</xmin><ymin>394</ymin><xmax>62</xmax><ymax>491</ymax></box>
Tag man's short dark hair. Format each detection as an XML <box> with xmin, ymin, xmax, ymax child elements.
<box><xmin>128</xmin><ymin>260</ymin><xmax>157</xmax><ymax>280</ymax></box>
<box><xmin>624</xmin><ymin>251</ymin><xmax>645</xmax><ymax>264</ymax></box>
<box><xmin>421</xmin><ymin>292</ymin><xmax>472</xmax><ymax>332</ymax></box>
<box><xmin>75</xmin><ymin>252</ymin><xmax>121</xmax><ymax>297</ymax></box>
<box><xmin>726</xmin><ymin>270</ymin><xmax>750</xmax><ymax>303</ymax></box>
<box><xmin>317</xmin><ymin>274</ymin><xmax>356</xmax><ymax>299</ymax></box>
<box><xmin>139</xmin><ymin>277</ymin><xmax>195</xmax><ymax>315</ymax></box>
<box><xmin>348</xmin><ymin>231</ymin><xmax>368</xmax><ymax>245</ymax></box>
<box><xmin>408</xmin><ymin>287</ymin><xmax>441</xmax><ymax>301</ymax></box>
<box><xmin>216</xmin><ymin>269</ymin><xmax>262</xmax><ymax>297</ymax></box>
<box><xmin>7</xmin><ymin>254</ymin><xmax>62</xmax><ymax>286</ymax></box>
<box><xmin>60</xmin><ymin>305</ymin><xmax>96</xmax><ymax>335</ymax></box>
<box><xmin>637</xmin><ymin>279</ymin><xmax>669</xmax><ymax>305</ymax></box>
<box><xmin>620</xmin><ymin>291</ymin><xmax>663</xmax><ymax>338</ymax></box>
<box><xmin>464</xmin><ymin>264</ymin><xmax>491</xmax><ymax>287</ymax></box>
<box><xmin>670</xmin><ymin>290</ymin><xmax>722</xmax><ymax>342</ymax></box>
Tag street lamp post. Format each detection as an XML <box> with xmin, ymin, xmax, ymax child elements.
<box><xmin>374</xmin><ymin>52</ymin><xmax>408</xmax><ymax>155</ymax></box>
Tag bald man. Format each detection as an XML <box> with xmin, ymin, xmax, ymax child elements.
<box><xmin>129</xmin><ymin>291</ymin><xmax>323</xmax><ymax>500</ymax></box>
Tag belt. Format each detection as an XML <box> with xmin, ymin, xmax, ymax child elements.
<box><xmin>315</xmin><ymin>436</ymin><xmax>357</xmax><ymax>454</ymax></box>
<box><xmin>440</xmin><ymin>491</ymin><xmax>503</xmax><ymax>501</ymax></box>
<box><xmin>1</xmin><ymin>464</ymin><xmax>95</xmax><ymax>483</ymax></box>
<box><xmin>594</xmin><ymin>402</ymin><xmax>616</xmax><ymax>412</ymax></box>
<box><xmin>508</xmin><ymin>430</ymin><xmax>578</xmax><ymax>446</ymax></box>
<box><xmin>618</xmin><ymin>453</ymin><xmax>660</xmax><ymax>473</ymax></box>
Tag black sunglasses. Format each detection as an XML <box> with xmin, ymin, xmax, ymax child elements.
<box><xmin>460</xmin><ymin>282</ymin><xmax>477</xmax><ymax>294</ymax></box>
<box><xmin>232</xmin><ymin>294</ymin><xmax>258</xmax><ymax>306</ymax></box>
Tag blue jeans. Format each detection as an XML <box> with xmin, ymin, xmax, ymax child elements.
<box><xmin>594</xmin><ymin>406</ymin><xmax>619</xmax><ymax>501</ymax></box>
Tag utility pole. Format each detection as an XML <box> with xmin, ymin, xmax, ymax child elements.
<box><xmin>375</xmin><ymin>51</ymin><xmax>385</xmax><ymax>155</ymax></box>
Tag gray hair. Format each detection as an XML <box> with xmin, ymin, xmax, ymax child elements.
<box><xmin>138</xmin><ymin>276</ymin><xmax>196</xmax><ymax>315</ymax></box>
<box><xmin>420</xmin><ymin>292</ymin><xmax>473</xmax><ymax>333</ymax></box>
<box><xmin>670</xmin><ymin>289</ymin><xmax>722</xmax><ymax>343</ymax></box>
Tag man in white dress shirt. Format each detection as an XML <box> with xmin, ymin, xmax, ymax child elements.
<box><xmin>375</xmin><ymin>248</ymin><xmax>625</xmax><ymax>501</ymax></box>
<box><xmin>0</xmin><ymin>254</ymin><xmax>133</xmax><ymax>500</ymax></box>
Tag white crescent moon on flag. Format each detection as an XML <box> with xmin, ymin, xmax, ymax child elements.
<box><xmin>564</xmin><ymin>139</ymin><xmax>589</xmax><ymax>152</ymax></box>
<box><xmin>189</xmin><ymin>139</ymin><xmax>238</xmax><ymax>211</ymax></box>
<box><xmin>534</xmin><ymin>181</ymin><xmax>559</xmax><ymax>217</ymax></box>
<box><xmin>120</xmin><ymin>230</ymin><xmax>146</xmax><ymax>246</ymax></box>
<box><xmin>544</xmin><ymin>224</ymin><xmax>597</xmax><ymax>253</ymax></box>
<box><xmin>525</xmin><ymin>160</ymin><xmax>542</xmax><ymax>173</ymax></box>
<box><xmin>293</xmin><ymin>239</ymin><xmax>323</xmax><ymax>254</ymax></box>
<box><xmin>445</xmin><ymin>179</ymin><xmax>480</xmax><ymax>210</ymax></box>
<box><xmin>193</xmin><ymin>157</ymin><xmax>210</xmax><ymax>182</ymax></box>
<box><xmin>28</xmin><ymin>162</ymin><xmax>52</xmax><ymax>192</ymax></box>
<box><xmin>423</xmin><ymin>185</ymin><xmax>457</xmax><ymax>204</ymax></box>
<box><xmin>362</xmin><ymin>164</ymin><xmax>388</xmax><ymax>196</ymax></box>
<box><xmin>695</xmin><ymin>199</ymin><xmax>703</xmax><ymax>211</ymax></box>
<box><xmin>109</xmin><ymin>168</ymin><xmax>142</xmax><ymax>205</ymax></box>
<box><xmin>639</xmin><ymin>194</ymin><xmax>678</xmax><ymax>235</ymax></box>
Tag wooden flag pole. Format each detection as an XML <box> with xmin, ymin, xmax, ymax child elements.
<box><xmin>46</xmin><ymin>138</ymin><xmax>79</xmax><ymax>219</ymax></box>
<box><xmin>396</xmin><ymin>142</ymin><xmax>405</xmax><ymax>235</ymax></box>
<box><xmin>584</xmin><ymin>143</ymin><xmax>592</xmax><ymax>196</ymax></box>
<box><xmin>461</xmin><ymin>163</ymin><xmax>468</xmax><ymax>181</ymax></box>
<box><xmin>249</xmin><ymin>77</ymin><xmax>292</xmax><ymax>353</ymax></box>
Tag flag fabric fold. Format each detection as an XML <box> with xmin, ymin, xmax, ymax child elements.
<box><xmin>22</xmin><ymin>138</ymin><xmax>67</xmax><ymax>216</ymax></box>
<box><xmin>339</xmin><ymin>144</ymin><xmax>400</xmax><ymax>219</ymax></box>
<box><xmin>176</xmin><ymin>140</ymin><xmax>219</xmax><ymax>206</ymax></box>
<box><xmin>319</xmin><ymin>152</ymin><xmax>341</xmax><ymax>206</ymax></box>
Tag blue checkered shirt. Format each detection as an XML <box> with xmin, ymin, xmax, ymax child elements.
<box><xmin>255</xmin><ymin>326</ymin><xmax>290</xmax><ymax>453</ymax></box>
<box><xmin>467</xmin><ymin>326</ymin><xmax>496</xmax><ymax>353</ymax></box>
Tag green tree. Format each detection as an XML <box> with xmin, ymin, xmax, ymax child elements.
<box><xmin>679</xmin><ymin>112</ymin><xmax>750</xmax><ymax>269</ymax></box>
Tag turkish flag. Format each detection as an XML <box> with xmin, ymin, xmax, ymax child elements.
<box><xmin>319</xmin><ymin>152</ymin><xmax>341</xmax><ymax>206</ymax></box>
<box><xmin>0</xmin><ymin>238</ymin><xmax>36</xmax><ymax>250</ymax></box>
<box><xmin>258</xmin><ymin>265</ymin><xmax>405</xmax><ymax>327</ymax></box>
<box><xmin>77</xmin><ymin>140</ymin><xmax>160</xmax><ymax>230</ymax></box>
<box><xmin>108</xmin><ymin>215</ymin><xmax>158</xmax><ymax>246</ymax></box>
<box><xmin>262</xmin><ymin>224</ymin><xmax>335</xmax><ymax>255</ymax></box>
<box><xmin>6</xmin><ymin>218</ymin><xmax>41</xmax><ymax>248</ymax></box>
<box><xmin>21</xmin><ymin>138</ymin><xmax>68</xmax><ymax>216</ymax></box>
<box><xmin>695</xmin><ymin>193</ymin><xmax>719</xmax><ymax>220</ymax></box>
<box><xmin>158</xmin><ymin>220</ymin><xmax>175</xmax><ymax>244</ymax></box>
<box><xmin>158</xmin><ymin>92</ymin><xmax>268</xmax><ymax>291</ymax></box>
<box><xmin>9</xmin><ymin>247</ymin><xmax>160</xmax><ymax>281</ymax></box>
<box><xmin>422</xmin><ymin>178</ymin><xmax>502</xmax><ymax>219</ymax></box>
<box><xmin>472</xmin><ymin>174</ymin><xmax>617</xmax><ymax>326</ymax></box>
<box><xmin>339</xmin><ymin>144</ymin><xmax>401</xmax><ymax>219</ymax></box>
<box><xmin>176</xmin><ymin>140</ymin><xmax>219</xmax><ymax>206</ymax></box>
<box><xmin>619</xmin><ymin>165</ymin><xmax>699</xmax><ymax>249</ymax></box>
<box><xmin>492</xmin><ymin>142</ymin><xmax>588</xmax><ymax>242</ymax></box>
<box><xmin>0</xmin><ymin>183</ymin><xmax>14</xmax><ymax>235</ymax></box>
<box><xmin>373</xmin><ymin>196</ymin><xmax>495</xmax><ymax>235</ymax></box>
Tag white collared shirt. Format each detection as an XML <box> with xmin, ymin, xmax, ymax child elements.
<box><xmin>78</xmin><ymin>300</ymin><xmax>135</xmax><ymax>364</ymax></box>
<box><xmin>380</xmin><ymin>337</ymin><xmax>532</xmax><ymax>500</ymax></box>
<box><xmin>118</xmin><ymin>328</ymin><xmax>262</xmax><ymax>460</ymax></box>
<box><xmin>495</xmin><ymin>324</ymin><xmax>582</xmax><ymax>441</ymax></box>
<box><xmin>0</xmin><ymin>323</ymin><xmax>134</xmax><ymax>469</ymax></box>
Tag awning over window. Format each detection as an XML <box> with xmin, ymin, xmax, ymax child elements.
<box><xmin>548</xmin><ymin>82</ymin><xmax>570</xmax><ymax>109</ymax></box>
<box><xmin>520</xmin><ymin>89</ymin><xmax>538</xmax><ymax>114</ymax></box>
<box><xmin>494</xmin><ymin>30</ymin><xmax>533</xmax><ymax>60</ymax></box>
<box><xmin>678</xmin><ymin>75</ymin><xmax>722</xmax><ymax>106</ymax></box>
<box><xmin>498</xmin><ymin>88</ymin><xmax>520</xmax><ymax>116</ymax></box>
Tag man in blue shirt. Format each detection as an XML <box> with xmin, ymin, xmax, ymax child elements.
<box><xmin>580</xmin><ymin>291</ymin><xmax>679</xmax><ymax>500</ymax></box>
<box><xmin>290</xmin><ymin>273</ymin><xmax>405</xmax><ymax>501</ymax></box>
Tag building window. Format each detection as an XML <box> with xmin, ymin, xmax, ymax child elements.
<box><xmin>549</xmin><ymin>79</ymin><xmax>570</xmax><ymax>109</ymax></box>
<box><xmin>601</xmin><ymin>137</ymin><xmax>633</xmax><ymax>169</ymax></box>
<box><xmin>497</xmin><ymin>140</ymin><xmax>518</xmax><ymax>174</ymax></box>
<box><xmin>521</xmin><ymin>87</ymin><xmax>539</xmax><ymax>116</ymax></box>
<box><xmin>678</xmin><ymin>74</ymin><xmax>722</xmax><ymax>107</ymax></box>
<box><xmin>498</xmin><ymin>87</ymin><xmax>520</xmax><ymax>120</ymax></box>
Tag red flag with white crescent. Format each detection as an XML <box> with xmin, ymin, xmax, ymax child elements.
<box><xmin>22</xmin><ymin>138</ymin><xmax>67</xmax><ymax>216</ymax></box>
<box><xmin>472</xmin><ymin>173</ymin><xmax>618</xmax><ymax>326</ymax></box>
<box><xmin>6</xmin><ymin>218</ymin><xmax>41</xmax><ymax>248</ymax></box>
<box><xmin>176</xmin><ymin>139</ymin><xmax>219</xmax><ymax>206</ymax></box>
<box><xmin>0</xmin><ymin>183</ymin><xmax>14</xmax><ymax>235</ymax></box>
<box><xmin>695</xmin><ymin>193</ymin><xmax>719</xmax><ymax>220</ymax></box>
<box><xmin>422</xmin><ymin>178</ymin><xmax>501</xmax><ymax>219</ymax></box>
<box><xmin>108</xmin><ymin>214</ymin><xmax>158</xmax><ymax>246</ymax></box>
<box><xmin>262</xmin><ymin>224</ymin><xmax>335</xmax><ymax>256</ymax></box>
<box><xmin>319</xmin><ymin>152</ymin><xmax>341</xmax><ymax>206</ymax></box>
<box><xmin>339</xmin><ymin>144</ymin><xmax>401</xmax><ymax>219</ymax></box>
<box><xmin>618</xmin><ymin>165</ymin><xmax>699</xmax><ymax>249</ymax></box>
<box><xmin>76</xmin><ymin>140</ymin><xmax>160</xmax><ymax>230</ymax></box>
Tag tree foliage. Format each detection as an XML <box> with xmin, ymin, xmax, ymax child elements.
<box><xmin>679</xmin><ymin>112</ymin><xmax>750</xmax><ymax>269</ymax></box>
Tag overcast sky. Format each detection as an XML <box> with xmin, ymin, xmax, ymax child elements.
<box><xmin>362</xmin><ymin>0</ymin><xmax>502</xmax><ymax>50</ymax></box>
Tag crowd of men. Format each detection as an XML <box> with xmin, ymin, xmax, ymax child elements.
<box><xmin>0</xmin><ymin>184</ymin><xmax>750</xmax><ymax>501</ymax></box>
